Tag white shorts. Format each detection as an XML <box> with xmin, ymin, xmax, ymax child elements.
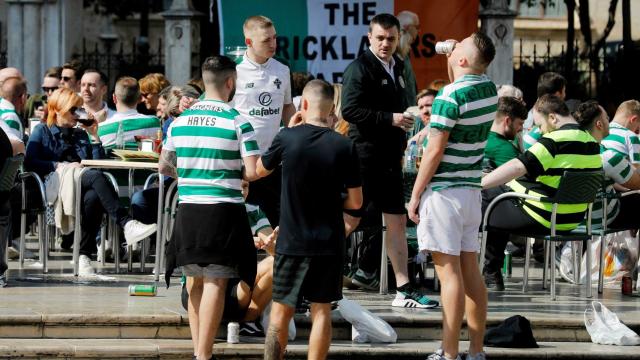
<box><xmin>417</xmin><ymin>187</ymin><xmax>482</xmax><ymax>256</ymax></box>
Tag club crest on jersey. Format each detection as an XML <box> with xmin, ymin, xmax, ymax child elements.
<box><xmin>273</xmin><ymin>78</ymin><xmax>282</xmax><ymax>89</ymax></box>
<box><xmin>246</xmin><ymin>83</ymin><xmax>254</xmax><ymax>89</ymax></box>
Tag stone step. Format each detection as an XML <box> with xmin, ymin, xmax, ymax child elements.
<box><xmin>3</xmin><ymin>311</ymin><xmax>638</xmax><ymax>343</ymax></box>
<box><xmin>0</xmin><ymin>338</ymin><xmax>638</xmax><ymax>359</ymax></box>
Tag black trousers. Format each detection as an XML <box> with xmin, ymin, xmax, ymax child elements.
<box><xmin>246</xmin><ymin>166</ymin><xmax>281</xmax><ymax>226</ymax></box>
<box><xmin>609</xmin><ymin>193</ymin><xmax>640</xmax><ymax>229</ymax></box>
<box><xmin>78</xmin><ymin>169</ymin><xmax>131</xmax><ymax>256</ymax></box>
<box><xmin>482</xmin><ymin>186</ymin><xmax>549</xmax><ymax>275</ymax></box>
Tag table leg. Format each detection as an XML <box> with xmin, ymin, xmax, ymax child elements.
<box><xmin>73</xmin><ymin>168</ymin><xmax>88</xmax><ymax>276</ymax></box>
<box><xmin>154</xmin><ymin>175</ymin><xmax>165</xmax><ymax>282</ymax></box>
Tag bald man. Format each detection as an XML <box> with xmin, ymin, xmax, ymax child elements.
<box><xmin>257</xmin><ymin>80</ymin><xmax>363</xmax><ymax>360</ymax></box>
<box><xmin>0</xmin><ymin>68</ymin><xmax>23</xmax><ymax>84</ymax></box>
<box><xmin>0</xmin><ymin>77</ymin><xmax>27</xmax><ymax>148</ymax></box>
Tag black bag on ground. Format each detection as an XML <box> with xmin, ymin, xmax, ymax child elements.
<box><xmin>484</xmin><ymin>315</ymin><xmax>538</xmax><ymax>348</ymax></box>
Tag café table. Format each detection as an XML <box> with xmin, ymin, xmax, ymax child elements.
<box><xmin>73</xmin><ymin>159</ymin><xmax>165</xmax><ymax>282</ymax></box>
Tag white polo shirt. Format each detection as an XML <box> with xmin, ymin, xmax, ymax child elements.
<box><xmin>231</xmin><ymin>53</ymin><xmax>292</xmax><ymax>154</ymax></box>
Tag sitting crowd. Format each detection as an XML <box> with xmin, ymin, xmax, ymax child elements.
<box><xmin>0</xmin><ymin>13</ymin><xmax>639</xmax><ymax>360</ymax></box>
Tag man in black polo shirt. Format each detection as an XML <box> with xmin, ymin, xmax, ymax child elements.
<box><xmin>258</xmin><ymin>80</ymin><xmax>362</xmax><ymax>359</ymax></box>
<box><xmin>341</xmin><ymin>13</ymin><xmax>437</xmax><ymax>308</ymax></box>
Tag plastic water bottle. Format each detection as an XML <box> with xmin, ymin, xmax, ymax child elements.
<box><xmin>115</xmin><ymin>121</ymin><xmax>125</xmax><ymax>149</ymax></box>
<box><xmin>405</xmin><ymin>141</ymin><xmax>418</xmax><ymax>173</ymax></box>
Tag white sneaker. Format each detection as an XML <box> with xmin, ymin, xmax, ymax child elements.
<box><xmin>123</xmin><ymin>221</ymin><xmax>157</xmax><ymax>246</ymax></box>
<box><xmin>78</xmin><ymin>255</ymin><xmax>95</xmax><ymax>275</ymax></box>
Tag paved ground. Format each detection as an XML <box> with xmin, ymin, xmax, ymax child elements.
<box><xmin>2</xmin><ymin>246</ymin><xmax>640</xmax><ymax>359</ymax></box>
<box><xmin>2</xmin><ymin>251</ymin><xmax>639</xmax><ymax>326</ymax></box>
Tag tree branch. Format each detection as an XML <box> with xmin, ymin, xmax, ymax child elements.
<box><xmin>578</xmin><ymin>0</ymin><xmax>592</xmax><ymax>58</ymax></box>
<box><xmin>593</xmin><ymin>0</ymin><xmax>619</xmax><ymax>54</ymax></box>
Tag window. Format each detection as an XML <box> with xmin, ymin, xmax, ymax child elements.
<box><xmin>512</xmin><ymin>0</ymin><xmax>567</xmax><ymax>18</ymax></box>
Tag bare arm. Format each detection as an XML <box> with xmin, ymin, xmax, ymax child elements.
<box><xmin>242</xmin><ymin>155</ymin><xmax>260</xmax><ymax>181</ymax></box>
<box><xmin>282</xmin><ymin>103</ymin><xmax>296</xmax><ymax>127</ymax></box>
<box><xmin>256</xmin><ymin>157</ymin><xmax>274</xmax><ymax>179</ymax></box>
<box><xmin>343</xmin><ymin>186</ymin><xmax>363</xmax><ymax>210</ymax></box>
<box><xmin>158</xmin><ymin>149</ymin><xmax>177</xmax><ymax>178</ymax></box>
<box><xmin>620</xmin><ymin>171</ymin><xmax>640</xmax><ymax>190</ymax></box>
<box><xmin>411</xmin><ymin>128</ymin><xmax>448</xmax><ymax>200</ymax></box>
<box><xmin>407</xmin><ymin>127</ymin><xmax>448</xmax><ymax>223</ymax></box>
<box><xmin>481</xmin><ymin>158</ymin><xmax>528</xmax><ymax>189</ymax></box>
<box><xmin>10</xmin><ymin>139</ymin><xmax>24</xmax><ymax>155</ymax></box>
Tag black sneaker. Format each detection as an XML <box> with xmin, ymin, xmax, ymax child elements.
<box><xmin>0</xmin><ymin>274</ymin><xmax>7</xmax><ymax>288</ymax></box>
<box><xmin>239</xmin><ymin>321</ymin><xmax>265</xmax><ymax>337</ymax></box>
<box><xmin>484</xmin><ymin>271</ymin><xmax>505</xmax><ymax>291</ymax></box>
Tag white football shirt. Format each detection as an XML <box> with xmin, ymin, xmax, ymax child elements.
<box><xmin>232</xmin><ymin>54</ymin><xmax>292</xmax><ymax>154</ymax></box>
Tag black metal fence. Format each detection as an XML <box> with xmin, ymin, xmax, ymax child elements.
<box><xmin>72</xmin><ymin>37</ymin><xmax>165</xmax><ymax>91</ymax></box>
<box><xmin>513</xmin><ymin>38</ymin><xmax>639</xmax><ymax>113</ymax></box>
<box><xmin>0</xmin><ymin>48</ymin><xmax>6</xmax><ymax>69</ymax></box>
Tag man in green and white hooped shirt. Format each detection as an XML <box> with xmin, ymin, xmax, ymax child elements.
<box><xmin>159</xmin><ymin>56</ymin><xmax>261</xmax><ymax>360</ymax></box>
<box><xmin>601</xmin><ymin>100</ymin><xmax>640</xmax><ymax>168</ymax></box>
<box><xmin>97</xmin><ymin>77</ymin><xmax>162</xmax><ymax>198</ymax></box>
<box><xmin>0</xmin><ymin>77</ymin><xmax>27</xmax><ymax>141</ymax></box>
<box><xmin>407</xmin><ymin>32</ymin><xmax>497</xmax><ymax>360</ymax></box>
<box><xmin>97</xmin><ymin>76</ymin><xmax>161</xmax><ymax>152</ymax></box>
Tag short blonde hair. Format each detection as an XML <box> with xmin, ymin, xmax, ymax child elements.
<box><xmin>138</xmin><ymin>73</ymin><xmax>170</xmax><ymax>96</ymax></box>
<box><xmin>243</xmin><ymin>15</ymin><xmax>274</xmax><ymax>38</ymax></box>
<box><xmin>47</xmin><ymin>88</ymin><xmax>82</xmax><ymax>126</ymax></box>
<box><xmin>332</xmin><ymin>84</ymin><xmax>350</xmax><ymax>136</ymax></box>
<box><xmin>615</xmin><ymin>100</ymin><xmax>640</xmax><ymax>118</ymax></box>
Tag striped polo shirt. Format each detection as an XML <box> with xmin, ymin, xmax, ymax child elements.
<box><xmin>163</xmin><ymin>99</ymin><xmax>261</xmax><ymax>204</ymax></box>
<box><xmin>0</xmin><ymin>97</ymin><xmax>23</xmax><ymax>140</ymax></box>
<box><xmin>523</xmin><ymin>126</ymin><xmax>542</xmax><ymax>150</ymax></box>
<box><xmin>509</xmin><ymin>124</ymin><xmax>602</xmax><ymax>230</ymax></box>
<box><xmin>601</xmin><ymin>122</ymin><xmax>640</xmax><ymax>164</ymax></box>
<box><xmin>246</xmin><ymin>203</ymin><xmax>270</xmax><ymax>234</ymax></box>
<box><xmin>428</xmin><ymin>74</ymin><xmax>498</xmax><ymax>191</ymax></box>
<box><xmin>590</xmin><ymin>147</ymin><xmax>633</xmax><ymax>228</ymax></box>
<box><xmin>97</xmin><ymin>109</ymin><xmax>161</xmax><ymax>150</ymax></box>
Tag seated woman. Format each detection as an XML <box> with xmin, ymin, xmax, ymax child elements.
<box><xmin>24</xmin><ymin>88</ymin><xmax>157</xmax><ymax>275</ymax></box>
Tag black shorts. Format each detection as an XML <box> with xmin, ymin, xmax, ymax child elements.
<box><xmin>347</xmin><ymin>160</ymin><xmax>405</xmax><ymax>216</ymax></box>
<box><xmin>272</xmin><ymin>254</ymin><xmax>343</xmax><ymax>308</ymax></box>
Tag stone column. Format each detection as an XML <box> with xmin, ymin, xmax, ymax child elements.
<box><xmin>6</xmin><ymin>0</ymin><xmax>82</xmax><ymax>92</ymax></box>
<box><xmin>479</xmin><ymin>0</ymin><xmax>517</xmax><ymax>86</ymax></box>
<box><xmin>162</xmin><ymin>0</ymin><xmax>203</xmax><ymax>85</ymax></box>
<box><xmin>22</xmin><ymin>0</ymin><xmax>42</xmax><ymax>90</ymax></box>
<box><xmin>6</xmin><ymin>1</ymin><xmax>24</xmax><ymax>73</ymax></box>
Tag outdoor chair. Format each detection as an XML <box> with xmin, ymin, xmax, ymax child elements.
<box><xmin>18</xmin><ymin>169</ymin><xmax>48</xmax><ymax>272</ymax></box>
<box><xmin>98</xmin><ymin>171</ymin><xmax>122</xmax><ymax>272</ymax></box>
<box><xmin>0</xmin><ymin>154</ymin><xmax>24</xmax><ymax>265</ymax></box>
<box><xmin>593</xmin><ymin>189</ymin><xmax>640</xmax><ymax>294</ymax></box>
<box><xmin>160</xmin><ymin>180</ymin><xmax>178</xmax><ymax>272</ymax></box>
<box><xmin>480</xmin><ymin>170</ymin><xmax>604</xmax><ymax>300</ymax></box>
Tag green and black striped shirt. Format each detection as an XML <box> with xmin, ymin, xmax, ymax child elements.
<box><xmin>508</xmin><ymin>124</ymin><xmax>602</xmax><ymax>230</ymax></box>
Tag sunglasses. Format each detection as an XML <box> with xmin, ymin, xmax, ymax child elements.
<box><xmin>68</xmin><ymin>106</ymin><xmax>79</xmax><ymax>114</ymax></box>
<box><xmin>61</xmin><ymin>76</ymin><xmax>74</xmax><ymax>82</ymax></box>
<box><xmin>42</xmin><ymin>86</ymin><xmax>58</xmax><ymax>93</ymax></box>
